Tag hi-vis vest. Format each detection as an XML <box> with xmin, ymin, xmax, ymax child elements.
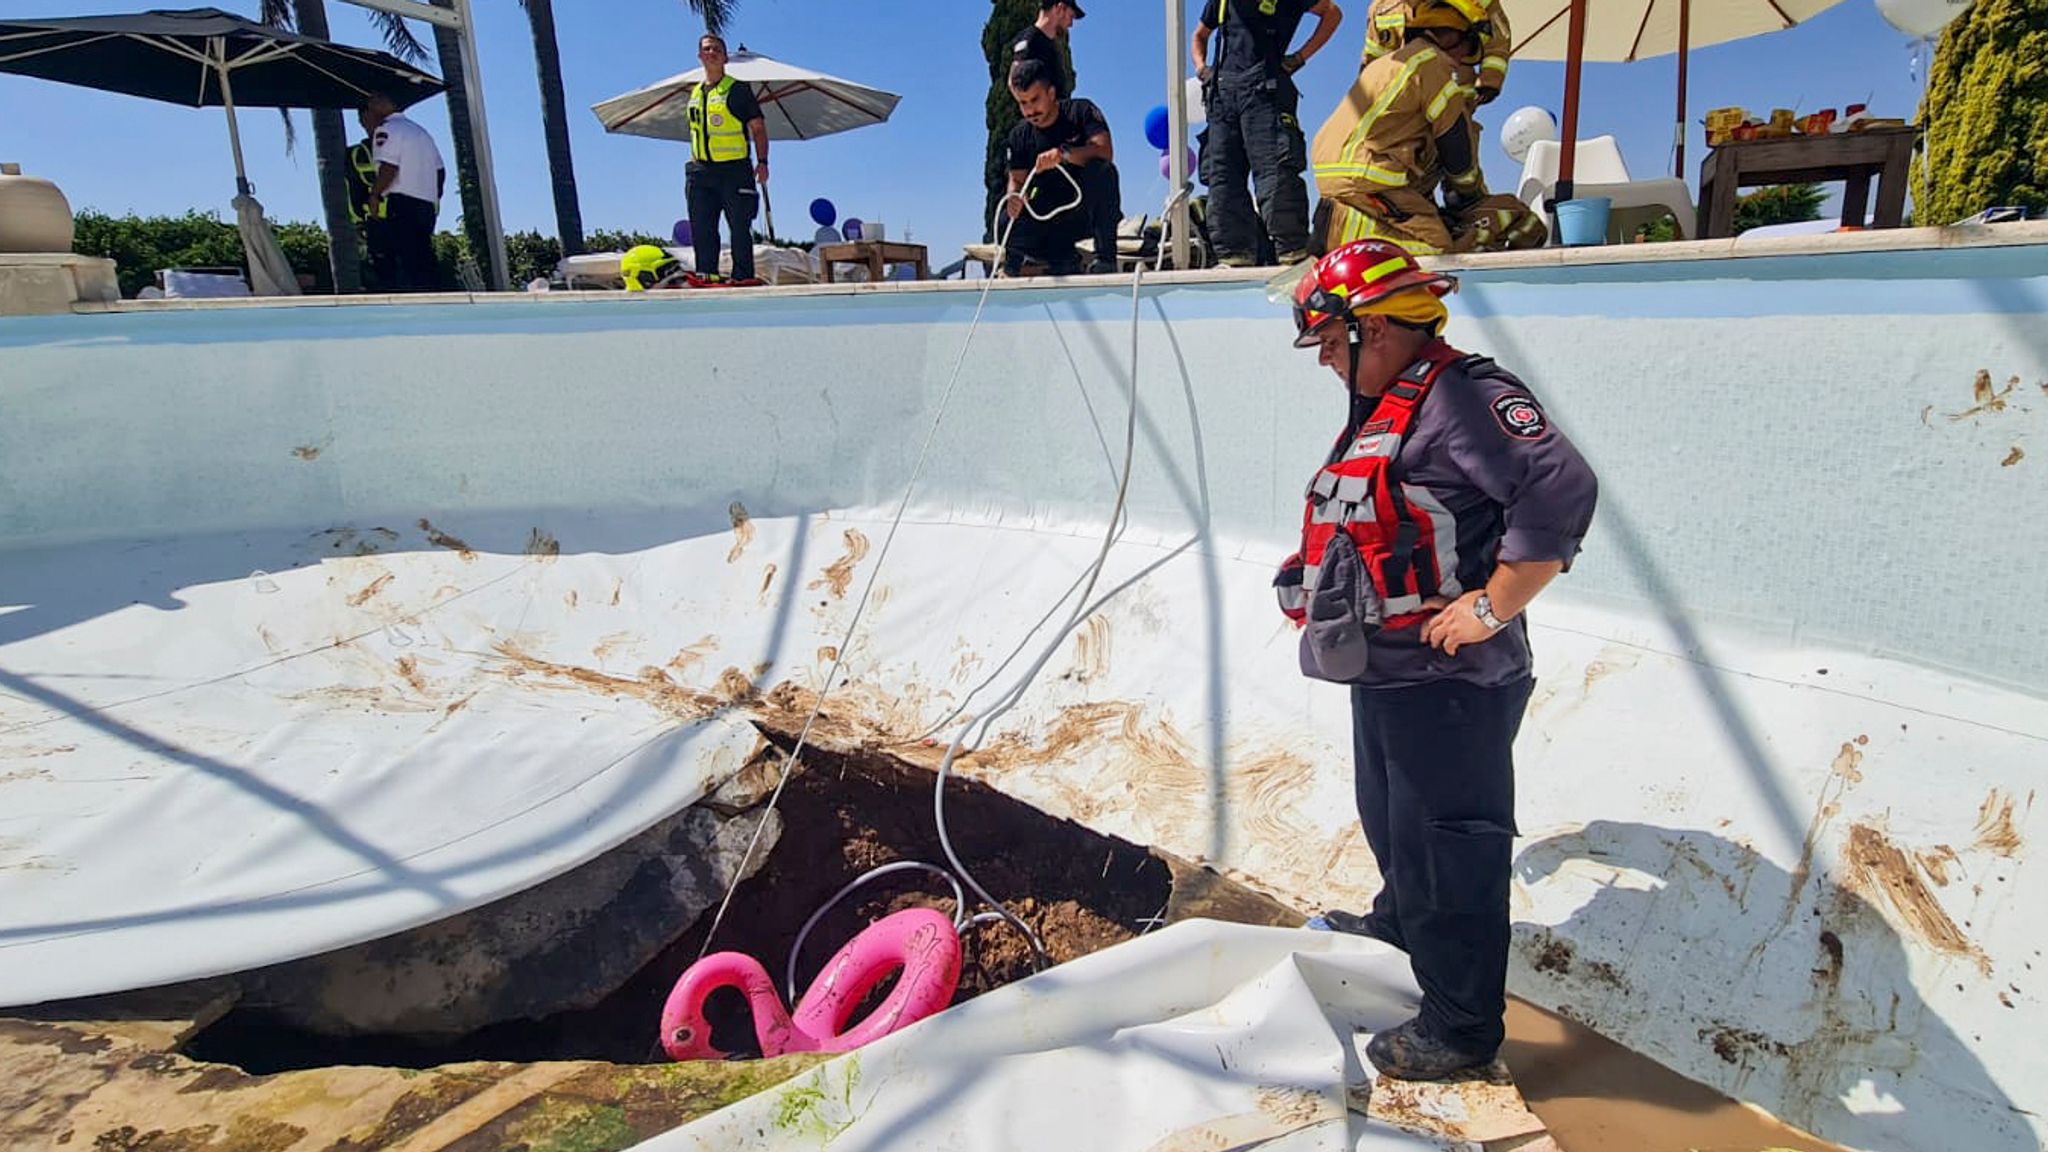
<box><xmin>346</xmin><ymin>141</ymin><xmax>385</xmax><ymax>224</ymax></box>
<box><xmin>1281</xmin><ymin>343</ymin><xmax>1466</xmax><ymax>627</ymax></box>
<box><xmin>689</xmin><ymin>76</ymin><xmax>749</xmax><ymax>163</ymax></box>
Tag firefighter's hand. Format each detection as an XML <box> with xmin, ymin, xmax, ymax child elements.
<box><xmin>1420</xmin><ymin>591</ymin><xmax>1500</xmax><ymax>656</ymax></box>
<box><xmin>1005</xmin><ymin>193</ymin><xmax>1024</xmax><ymax>220</ymax></box>
<box><xmin>1476</xmin><ymin>83</ymin><xmax>1501</xmax><ymax>106</ymax></box>
<box><xmin>1034</xmin><ymin>147</ymin><xmax>1064</xmax><ymax>174</ymax></box>
<box><xmin>1283</xmin><ymin>51</ymin><xmax>1306</xmax><ymax>74</ymax></box>
<box><xmin>754</xmin><ymin>160</ymin><xmax>769</xmax><ymax>185</ymax></box>
<box><xmin>1197</xmin><ymin>64</ymin><xmax>1213</xmax><ymax>84</ymax></box>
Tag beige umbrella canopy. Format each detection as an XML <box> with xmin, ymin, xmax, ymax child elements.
<box><xmin>1498</xmin><ymin>0</ymin><xmax>1850</xmax><ymax>186</ymax></box>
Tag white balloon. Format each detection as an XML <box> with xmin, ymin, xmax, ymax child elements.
<box><xmin>1499</xmin><ymin>105</ymin><xmax>1559</xmax><ymax>164</ymax></box>
<box><xmin>1184</xmin><ymin>75</ymin><xmax>1208</xmax><ymax>128</ymax></box>
<box><xmin>1875</xmin><ymin>0</ymin><xmax>1971</xmax><ymax>39</ymax></box>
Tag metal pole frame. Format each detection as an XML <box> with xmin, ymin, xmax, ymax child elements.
<box><xmin>338</xmin><ymin>0</ymin><xmax>509</xmax><ymax>290</ymax></box>
<box><xmin>1165</xmin><ymin>0</ymin><xmax>1191</xmax><ymax>270</ymax></box>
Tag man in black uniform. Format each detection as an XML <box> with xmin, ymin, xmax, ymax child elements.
<box><xmin>985</xmin><ymin>0</ymin><xmax>1084</xmax><ymax>240</ymax></box>
<box><xmin>1004</xmin><ymin>58</ymin><xmax>1120</xmax><ymax>276</ymax></box>
<box><xmin>1193</xmin><ymin>0</ymin><xmax>1343</xmax><ymax>266</ymax></box>
<box><xmin>1012</xmin><ymin>0</ymin><xmax>1082</xmax><ymax>98</ymax></box>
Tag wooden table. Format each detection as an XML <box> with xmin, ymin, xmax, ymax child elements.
<box><xmin>817</xmin><ymin>241</ymin><xmax>930</xmax><ymax>283</ymax></box>
<box><xmin>1696</xmin><ymin>126</ymin><xmax>1918</xmax><ymax>239</ymax></box>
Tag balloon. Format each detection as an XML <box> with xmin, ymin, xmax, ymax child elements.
<box><xmin>808</xmin><ymin>197</ymin><xmax>837</xmax><ymax>226</ymax></box>
<box><xmin>671</xmin><ymin>218</ymin><xmax>692</xmax><ymax>247</ymax></box>
<box><xmin>843</xmin><ymin>217</ymin><xmax>864</xmax><ymax>241</ymax></box>
<box><xmin>1184</xmin><ymin>75</ymin><xmax>1207</xmax><ymax>128</ymax></box>
<box><xmin>1143</xmin><ymin>104</ymin><xmax>1172</xmax><ymax>152</ymax></box>
<box><xmin>1159</xmin><ymin>147</ymin><xmax>1196</xmax><ymax>180</ymax></box>
<box><xmin>1875</xmin><ymin>0</ymin><xmax>1970</xmax><ymax>38</ymax></box>
<box><xmin>1499</xmin><ymin>106</ymin><xmax>1559</xmax><ymax>165</ymax></box>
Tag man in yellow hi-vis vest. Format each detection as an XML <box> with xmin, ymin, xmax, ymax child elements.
<box><xmin>1309</xmin><ymin>1</ymin><xmax>1542</xmax><ymax>255</ymax></box>
<box><xmin>345</xmin><ymin>138</ymin><xmax>393</xmax><ymax>291</ymax></box>
<box><xmin>685</xmin><ymin>33</ymin><xmax>770</xmax><ymax>285</ymax></box>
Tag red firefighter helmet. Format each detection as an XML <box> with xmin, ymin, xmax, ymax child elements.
<box><xmin>1291</xmin><ymin>240</ymin><xmax>1458</xmax><ymax>348</ymax></box>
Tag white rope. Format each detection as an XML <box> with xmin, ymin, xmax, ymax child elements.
<box><xmin>694</xmin><ymin>173</ymin><xmax>1185</xmax><ymax>990</ymax></box>
<box><xmin>693</xmin><ymin>166</ymin><xmax>1088</xmax><ymax>963</ymax></box>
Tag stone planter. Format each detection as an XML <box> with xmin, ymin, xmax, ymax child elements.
<box><xmin>0</xmin><ymin>163</ymin><xmax>74</xmax><ymax>254</ymax></box>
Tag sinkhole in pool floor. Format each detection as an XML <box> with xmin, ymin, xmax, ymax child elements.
<box><xmin>184</xmin><ymin>738</ymin><xmax>1295</xmax><ymax>1074</ymax></box>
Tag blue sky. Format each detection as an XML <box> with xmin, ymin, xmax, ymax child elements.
<box><xmin>4</xmin><ymin>0</ymin><xmax>1932</xmax><ymax>262</ymax></box>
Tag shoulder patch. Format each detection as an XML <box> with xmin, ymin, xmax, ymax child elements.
<box><xmin>373</xmin><ymin>130</ymin><xmax>388</xmax><ymax>145</ymax></box>
<box><xmin>1490</xmin><ymin>392</ymin><xmax>1547</xmax><ymax>440</ymax></box>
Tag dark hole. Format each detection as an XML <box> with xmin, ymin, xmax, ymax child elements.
<box><xmin>180</xmin><ymin>738</ymin><xmax>1199</xmax><ymax>1072</ymax></box>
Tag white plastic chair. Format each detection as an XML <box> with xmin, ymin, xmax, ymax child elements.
<box><xmin>1516</xmin><ymin>134</ymin><xmax>1698</xmax><ymax>243</ymax></box>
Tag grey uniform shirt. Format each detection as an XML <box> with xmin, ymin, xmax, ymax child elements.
<box><xmin>1345</xmin><ymin>352</ymin><xmax>1598</xmax><ymax>688</ymax></box>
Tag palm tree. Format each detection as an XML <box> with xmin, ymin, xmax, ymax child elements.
<box><xmin>519</xmin><ymin>0</ymin><xmax>739</xmax><ymax>263</ymax></box>
<box><xmin>524</xmin><ymin>0</ymin><xmax>582</xmax><ymax>256</ymax></box>
<box><xmin>261</xmin><ymin>0</ymin><xmax>426</xmax><ymax>293</ymax></box>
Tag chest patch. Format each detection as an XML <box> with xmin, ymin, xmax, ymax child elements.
<box><xmin>1491</xmin><ymin>392</ymin><xmax>1547</xmax><ymax>440</ymax></box>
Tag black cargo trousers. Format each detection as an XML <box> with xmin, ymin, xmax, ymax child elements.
<box><xmin>1200</xmin><ymin>73</ymin><xmax>1310</xmax><ymax>262</ymax></box>
<box><xmin>1350</xmin><ymin>675</ymin><xmax>1533</xmax><ymax>1054</ymax></box>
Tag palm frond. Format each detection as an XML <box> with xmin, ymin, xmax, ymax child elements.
<box><xmin>684</xmin><ymin>0</ymin><xmax>739</xmax><ymax>36</ymax></box>
<box><xmin>370</xmin><ymin>11</ymin><xmax>429</xmax><ymax>63</ymax></box>
<box><xmin>257</xmin><ymin>0</ymin><xmax>295</xmax><ymax>32</ymax></box>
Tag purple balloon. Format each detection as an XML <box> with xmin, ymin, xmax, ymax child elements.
<box><xmin>672</xmin><ymin>218</ymin><xmax>693</xmax><ymax>246</ymax></box>
<box><xmin>843</xmin><ymin>217</ymin><xmax>864</xmax><ymax>241</ymax></box>
<box><xmin>1159</xmin><ymin>147</ymin><xmax>1196</xmax><ymax>180</ymax></box>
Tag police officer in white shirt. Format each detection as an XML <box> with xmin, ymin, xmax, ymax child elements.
<box><xmin>359</xmin><ymin>93</ymin><xmax>446</xmax><ymax>292</ymax></box>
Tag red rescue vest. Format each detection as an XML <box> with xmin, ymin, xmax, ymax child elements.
<box><xmin>1282</xmin><ymin>343</ymin><xmax>1467</xmax><ymax>629</ymax></box>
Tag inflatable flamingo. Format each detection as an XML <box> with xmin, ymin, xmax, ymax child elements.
<box><xmin>661</xmin><ymin>907</ymin><xmax>961</xmax><ymax>1061</ymax></box>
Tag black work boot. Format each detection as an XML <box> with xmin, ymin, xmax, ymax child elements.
<box><xmin>1307</xmin><ymin>908</ymin><xmax>1405</xmax><ymax>951</ymax></box>
<box><xmin>1365</xmin><ymin>1016</ymin><xmax>1496</xmax><ymax>1081</ymax></box>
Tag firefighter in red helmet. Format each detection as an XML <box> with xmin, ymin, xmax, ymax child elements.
<box><xmin>1277</xmin><ymin>240</ymin><xmax>1598</xmax><ymax>1080</ymax></box>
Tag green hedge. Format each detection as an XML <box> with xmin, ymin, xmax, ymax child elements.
<box><xmin>73</xmin><ymin>211</ymin><xmax>801</xmax><ymax>296</ymax></box>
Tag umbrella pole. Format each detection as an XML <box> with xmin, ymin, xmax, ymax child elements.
<box><xmin>1555</xmin><ymin>0</ymin><xmax>1588</xmax><ymax>204</ymax></box>
<box><xmin>214</xmin><ymin>40</ymin><xmax>252</xmax><ymax>197</ymax></box>
<box><xmin>1673</xmin><ymin>0</ymin><xmax>1691</xmax><ymax>179</ymax></box>
<box><xmin>761</xmin><ymin>184</ymin><xmax>778</xmax><ymax>244</ymax></box>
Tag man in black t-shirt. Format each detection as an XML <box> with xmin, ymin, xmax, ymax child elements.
<box><xmin>1003</xmin><ymin>58</ymin><xmax>1121</xmax><ymax>276</ymax></box>
<box><xmin>1011</xmin><ymin>0</ymin><xmax>1082</xmax><ymax>99</ymax></box>
<box><xmin>1192</xmin><ymin>0</ymin><xmax>1342</xmax><ymax>265</ymax></box>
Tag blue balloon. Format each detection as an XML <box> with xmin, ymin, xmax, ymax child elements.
<box><xmin>671</xmin><ymin>218</ymin><xmax>693</xmax><ymax>247</ymax></box>
<box><xmin>809</xmin><ymin>198</ymin><xmax>837</xmax><ymax>227</ymax></box>
<box><xmin>843</xmin><ymin>217</ymin><xmax>864</xmax><ymax>241</ymax></box>
<box><xmin>1143</xmin><ymin>105</ymin><xmax>1171</xmax><ymax>152</ymax></box>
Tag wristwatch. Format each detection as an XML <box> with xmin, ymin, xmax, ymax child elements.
<box><xmin>1472</xmin><ymin>593</ymin><xmax>1506</xmax><ymax>632</ymax></box>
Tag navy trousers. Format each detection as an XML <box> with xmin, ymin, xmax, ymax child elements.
<box><xmin>1351</xmin><ymin>675</ymin><xmax>1532</xmax><ymax>1053</ymax></box>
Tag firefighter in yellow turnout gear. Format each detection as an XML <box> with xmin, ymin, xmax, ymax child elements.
<box><xmin>1311</xmin><ymin>0</ymin><xmax>1543</xmax><ymax>255</ymax></box>
<box><xmin>1362</xmin><ymin>0</ymin><xmax>1508</xmax><ymax>104</ymax></box>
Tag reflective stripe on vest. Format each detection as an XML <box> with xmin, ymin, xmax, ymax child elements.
<box><xmin>690</xmin><ymin>76</ymin><xmax>749</xmax><ymax>163</ymax></box>
<box><xmin>1296</xmin><ymin>344</ymin><xmax>1466</xmax><ymax>626</ymax></box>
<box><xmin>347</xmin><ymin>143</ymin><xmax>386</xmax><ymax>223</ymax></box>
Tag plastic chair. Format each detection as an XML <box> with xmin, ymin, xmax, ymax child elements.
<box><xmin>1516</xmin><ymin>135</ymin><xmax>1698</xmax><ymax>244</ymax></box>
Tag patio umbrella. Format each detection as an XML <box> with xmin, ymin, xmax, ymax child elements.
<box><xmin>1500</xmin><ymin>0</ymin><xmax>1848</xmax><ymax>192</ymax></box>
<box><xmin>0</xmin><ymin>7</ymin><xmax>442</xmax><ymax>294</ymax></box>
<box><xmin>593</xmin><ymin>50</ymin><xmax>902</xmax><ymax>238</ymax></box>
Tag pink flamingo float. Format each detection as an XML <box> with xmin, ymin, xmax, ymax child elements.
<box><xmin>661</xmin><ymin>906</ymin><xmax>962</xmax><ymax>1061</ymax></box>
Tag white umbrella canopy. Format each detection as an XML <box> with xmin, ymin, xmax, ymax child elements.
<box><xmin>1495</xmin><ymin>0</ymin><xmax>1850</xmax><ymax>186</ymax></box>
<box><xmin>1501</xmin><ymin>0</ymin><xmax>1849</xmax><ymax>61</ymax></box>
<box><xmin>591</xmin><ymin>50</ymin><xmax>901</xmax><ymax>143</ymax></box>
